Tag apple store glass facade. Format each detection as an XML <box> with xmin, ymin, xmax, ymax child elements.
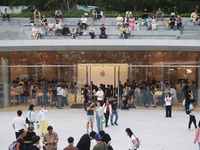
<box><xmin>0</xmin><ymin>51</ymin><xmax>199</xmax><ymax>108</ymax></box>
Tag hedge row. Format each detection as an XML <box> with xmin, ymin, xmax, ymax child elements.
<box><xmin>8</xmin><ymin>10</ymin><xmax>192</xmax><ymax>18</ymax></box>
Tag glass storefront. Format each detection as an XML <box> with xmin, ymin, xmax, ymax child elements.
<box><xmin>0</xmin><ymin>51</ymin><xmax>199</xmax><ymax>108</ymax></box>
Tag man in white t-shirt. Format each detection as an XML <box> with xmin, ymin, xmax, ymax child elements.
<box><xmin>126</xmin><ymin>10</ymin><xmax>132</xmax><ymax>17</ymax></box>
<box><xmin>96</xmin><ymin>87</ymin><xmax>104</xmax><ymax>106</ymax></box>
<box><xmin>47</xmin><ymin>20</ymin><xmax>56</xmax><ymax>35</ymax></box>
<box><xmin>116</xmin><ymin>13</ymin><xmax>123</xmax><ymax>27</ymax></box>
<box><xmin>80</xmin><ymin>15</ymin><xmax>88</xmax><ymax>30</ymax></box>
<box><xmin>55</xmin><ymin>20</ymin><xmax>62</xmax><ymax>35</ymax></box>
<box><xmin>12</xmin><ymin>110</ymin><xmax>27</xmax><ymax>139</ymax></box>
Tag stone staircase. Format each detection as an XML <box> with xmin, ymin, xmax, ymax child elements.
<box><xmin>0</xmin><ymin>17</ymin><xmax>199</xmax><ymax>40</ymax></box>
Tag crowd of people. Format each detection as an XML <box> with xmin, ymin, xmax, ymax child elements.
<box><xmin>0</xmin><ymin>75</ymin><xmax>197</xmax><ymax>110</ymax></box>
<box><xmin>15</xmin><ymin>8</ymin><xmax>199</xmax><ymax>40</ymax></box>
<box><xmin>9</xmin><ymin>79</ymin><xmax>200</xmax><ymax>149</ymax></box>
<box><xmin>1</xmin><ymin>7</ymin><xmax>200</xmax><ymax>39</ymax></box>
<box><xmin>10</xmin><ymin>96</ymin><xmax>139</xmax><ymax>150</ymax></box>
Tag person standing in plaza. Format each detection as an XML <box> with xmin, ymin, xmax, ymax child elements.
<box><xmin>0</xmin><ymin>84</ymin><xmax>5</xmax><ymax>108</ymax></box>
<box><xmin>24</xmin><ymin>126</ymin><xmax>36</xmax><ymax>150</ymax></box>
<box><xmin>16</xmin><ymin>129</ymin><xmax>27</xmax><ymax>150</ymax></box>
<box><xmin>103</xmin><ymin>99</ymin><xmax>112</xmax><ymax>128</ymax></box>
<box><xmin>42</xmin><ymin>86</ymin><xmax>49</xmax><ymax>106</ymax></box>
<box><xmin>61</xmin><ymin>85</ymin><xmax>69</xmax><ymax>107</ymax></box>
<box><xmin>63</xmin><ymin>137</ymin><xmax>78</xmax><ymax>150</ymax></box>
<box><xmin>38</xmin><ymin>105</ymin><xmax>49</xmax><ymax>136</ymax></box>
<box><xmin>74</xmin><ymin>82</ymin><xmax>79</xmax><ymax>102</ymax></box>
<box><xmin>93</xmin><ymin>134</ymin><xmax>107</xmax><ymax>150</ymax></box>
<box><xmin>27</xmin><ymin>104</ymin><xmax>36</xmax><ymax>127</ymax></box>
<box><xmin>86</xmin><ymin>98</ymin><xmax>95</xmax><ymax>133</ymax></box>
<box><xmin>110</xmin><ymin>96</ymin><xmax>119</xmax><ymax>126</ymax></box>
<box><xmin>165</xmin><ymin>93</ymin><xmax>172</xmax><ymax>118</ymax></box>
<box><xmin>125</xmin><ymin>128</ymin><xmax>138</xmax><ymax>150</ymax></box>
<box><xmin>29</xmin><ymin>135</ymin><xmax>41</xmax><ymax>150</ymax></box>
<box><xmin>194</xmin><ymin>121</ymin><xmax>200</xmax><ymax>149</ymax></box>
<box><xmin>96</xmin><ymin>87</ymin><xmax>104</xmax><ymax>106</ymax></box>
<box><xmin>76</xmin><ymin>131</ymin><xmax>96</xmax><ymax>150</ymax></box>
<box><xmin>12</xmin><ymin>110</ymin><xmax>27</xmax><ymax>139</ymax></box>
<box><xmin>188</xmin><ymin>99</ymin><xmax>198</xmax><ymax>130</ymax></box>
<box><xmin>43</xmin><ymin>126</ymin><xmax>59</xmax><ymax>150</ymax></box>
<box><xmin>99</xmin><ymin>130</ymin><xmax>112</xmax><ymax>148</ymax></box>
<box><xmin>106</xmin><ymin>85</ymin><xmax>112</xmax><ymax>101</ymax></box>
<box><xmin>95</xmin><ymin>101</ymin><xmax>104</xmax><ymax>132</ymax></box>
<box><xmin>84</xmin><ymin>84</ymin><xmax>89</xmax><ymax>107</ymax></box>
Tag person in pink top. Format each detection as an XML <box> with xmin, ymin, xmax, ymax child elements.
<box><xmin>194</xmin><ymin>121</ymin><xmax>200</xmax><ymax>150</ymax></box>
<box><xmin>129</xmin><ymin>14</ymin><xmax>135</xmax><ymax>31</ymax></box>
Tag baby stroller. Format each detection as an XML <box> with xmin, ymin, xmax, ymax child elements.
<box><xmin>121</xmin><ymin>95</ymin><xmax>129</xmax><ymax>110</ymax></box>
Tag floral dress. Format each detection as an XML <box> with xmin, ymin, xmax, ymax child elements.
<box><xmin>129</xmin><ymin>18</ymin><xmax>135</xmax><ymax>30</ymax></box>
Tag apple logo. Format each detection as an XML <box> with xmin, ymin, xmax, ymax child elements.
<box><xmin>100</xmin><ymin>70</ymin><xmax>105</xmax><ymax>76</ymax></box>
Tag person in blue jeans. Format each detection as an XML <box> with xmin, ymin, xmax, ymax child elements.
<box><xmin>27</xmin><ymin>104</ymin><xmax>36</xmax><ymax>127</ymax></box>
<box><xmin>95</xmin><ymin>101</ymin><xmax>104</xmax><ymax>132</ymax></box>
<box><xmin>110</xmin><ymin>96</ymin><xmax>119</xmax><ymax>126</ymax></box>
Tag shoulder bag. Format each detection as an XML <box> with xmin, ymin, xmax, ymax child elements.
<box><xmin>132</xmin><ymin>134</ymin><xmax>141</xmax><ymax>149</ymax></box>
<box><xmin>26</xmin><ymin>111</ymin><xmax>31</xmax><ymax>124</ymax></box>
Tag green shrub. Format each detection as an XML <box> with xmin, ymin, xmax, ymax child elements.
<box><xmin>8</xmin><ymin>10</ymin><xmax>192</xmax><ymax>18</ymax></box>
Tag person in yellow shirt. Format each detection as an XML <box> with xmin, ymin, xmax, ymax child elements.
<box><xmin>119</xmin><ymin>25</ymin><xmax>125</xmax><ymax>39</ymax></box>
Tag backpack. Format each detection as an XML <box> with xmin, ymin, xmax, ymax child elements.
<box><xmin>186</xmin><ymin>108</ymin><xmax>191</xmax><ymax>115</ymax></box>
<box><xmin>132</xmin><ymin>134</ymin><xmax>141</xmax><ymax>149</ymax></box>
<box><xmin>186</xmin><ymin>104</ymin><xmax>191</xmax><ymax>115</ymax></box>
<box><xmin>8</xmin><ymin>138</ymin><xmax>19</xmax><ymax>150</ymax></box>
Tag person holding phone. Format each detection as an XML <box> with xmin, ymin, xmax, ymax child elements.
<box><xmin>38</xmin><ymin>106</ymin><xmax>48</xmax><ymax>136</ymax></box>
<box><xmin>86</xmin><ymin>98</ymin><xmax>95</xmax><ymax>133</ymax></box>
<box><xmin>176</xmin><ymin>15</ymin><xmax>182</xmax><ymax>31</ymax></box>
<box><xmin>165</xmin><ymin>93</ymin><xmax>172</xmax><ymax>118</ymax></box>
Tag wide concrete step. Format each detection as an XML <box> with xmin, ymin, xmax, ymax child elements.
<box><xmin>0</xmin><ymin>17</ymin><xmax>198</xmax><ymax>26</ymax></box>
<box><xmin>39</xmin><ymin>34</ymin><xmax>177</xmax><ymax>40</ymax></box>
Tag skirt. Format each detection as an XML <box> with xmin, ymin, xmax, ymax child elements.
<box><xmin>40</xmin><ymin>120</ymin><xmax>49</xmax><ymax>134</ymax></box>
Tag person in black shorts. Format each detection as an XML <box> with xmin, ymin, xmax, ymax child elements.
<box><xmin>99</xmin><ymin>24</ymin><xmax>107</xmax><ymax>39</ymax></box>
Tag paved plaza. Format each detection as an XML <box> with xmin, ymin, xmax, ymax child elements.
<box><xmin>0</xmin><ymin>108</ymin><xmax>199</xmax><ymax>150</ymax></box>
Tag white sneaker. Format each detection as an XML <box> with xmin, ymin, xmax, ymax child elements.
<box><xmin>49</xmin><ymin>33</ymin><xmax>51</xmax><ymax>35</ymax></box>
<box><xmin>171</xmin><ymin>29</ymin><xmax>173</xmax><ymax>31</ymax></box>
<box><xmin>177</xmin><ymin>29</ymin><xmax>179</xmax><ymax>31</ymax></box>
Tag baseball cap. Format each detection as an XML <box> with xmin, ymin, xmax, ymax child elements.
<box><xmin>94</xmin><ymin>134</ymin><xmax>102</xmax><ymax>141</ymax></box>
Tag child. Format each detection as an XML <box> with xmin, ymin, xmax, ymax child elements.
<box><xmin>188</xmin><ymin>99</ymin><xmax>198</xmax><ymax>130</ymax></box>
<box><xmin>71</xmin><ymin>28</ymin><xmax>76</xmax><ymax>39</ymax></box>
<box><xmin>164</xmin><ymin>92</ymin><xmax>172</xmax><ymax>117</ymax></box>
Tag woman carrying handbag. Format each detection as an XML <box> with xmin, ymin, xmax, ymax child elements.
<box><xmin>125</xmin><ymin>128</ymin><xmax>139</xmax><ymax>150</ymax></box>
<box><xmin>27</xmin><ymin>104</ymin><xmax>36</xmax><ymax>127</ymax></box>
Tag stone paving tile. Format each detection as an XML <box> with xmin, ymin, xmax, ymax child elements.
<box><xmin>0</xmin><ymin>108</ymin><xmax>198</xmax><ymax>150</ymax></box>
